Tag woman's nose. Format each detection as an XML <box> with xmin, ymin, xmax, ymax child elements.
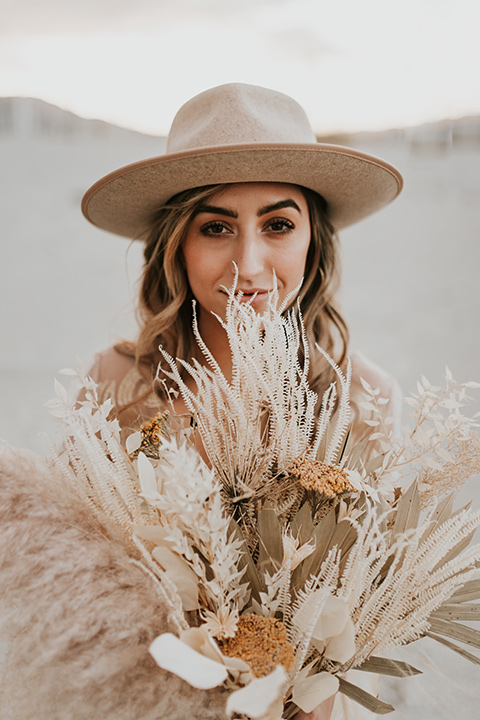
<box><xmin>233</xmin><ymin>232</ymin><xmax>265</xmax><ymax>279</ymax></box>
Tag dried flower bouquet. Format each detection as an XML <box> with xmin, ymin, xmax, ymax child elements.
<box><xmin>48</xmin><ymin>286</ymin><xmax>480</xmax><ymax>719</ymax></box>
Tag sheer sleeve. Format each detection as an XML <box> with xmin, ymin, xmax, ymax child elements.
<box><xmin>83</xmin><ymin>346</ymin><xmax>162</xmax><ymax>430</ymax></box>
<box><xmin>349</xmin><ymin>351</ymin><xmax>403</xmax><ymax>445</ymax></box>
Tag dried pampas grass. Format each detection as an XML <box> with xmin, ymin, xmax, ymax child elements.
<box><xmin>0</xmin><ymin>445</ymin><xmax>227</xmax><ymax>720</ymax></box>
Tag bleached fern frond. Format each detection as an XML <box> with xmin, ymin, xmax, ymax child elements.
<box><xmin>313</xmin><ymin>347</ymin><xmax>352</xmax><ymax>465</ymax></box>
<box><xmin>333</xmin><ymin>500</ymin><xmax>480</xmax><ymax>668</ymax></box>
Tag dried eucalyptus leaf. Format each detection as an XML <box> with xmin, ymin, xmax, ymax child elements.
<box><xmin>257</xmin><ymin>507</ymin><xmax>283</xmax><ymax>575</ymax></box>
<box><xmin>336</xmin><ymin>524</ymin><xmax>359</xmax><ymax>573</ymax></box>
<box><xmin>356</xmin><ymin>656</ymin><xmax>422</xmax><ymax>677</ymax></box>
<box><xmin>393</xmin><ymin>481</ymin><xmax>420</xmax><ymax>537</ymax></box>
<box><xmin>429</xmin><ymin>617</ymin><xmax>480</xmax><ymax>649</ymax></box>
<box><xmin>299</xmin><ymin>517</ymin><xmax>356</xmax><ymax>589</ymax></box>
<box><xmin>228</xmin><ymin>518</ymin><xmax>262</xmax><ymax>600</ymax></box>
<box><xmin>298</xmin><ymin>505</ymin><xmax>337</xmax><ymax>580</ymax></box>
<box><xmin>433</xmin><ymin>527</ymin><xmax>477</xmax><ymax>572</ymax></box>
<box><xmin>338</xmin><ymin>677</ymin><xmax>395</xmax><ymax>714</ymax></box>
<box><xmin>427</xmin><ymin>632</ymin><xmax>480</xmax><ymax>665</ymax></box>
<box><xmin>344</xmin><ymin>436</ymin><xmax>370</xmax><ymax>469</ymax></box>
<box><xmin>364</xmin><ymin>450</ymin><xmax>389</xmax><ymax>475</ymax></box>
<box><xmin>420</xmin><ymin>493</ymin><xmax>454</xmax><ymax>542</ymax></box>
<box><xmin>432</xmin><ymin>603</ymin><xmax>480</xmax><ymax>622</ymax></box>
<box><xmin>291</xmin><ymin>501</ymin><xmax>314</xmax><ymax>545</ymax></box>
<box><xmin>449</xmin><ymin>579</ymin><xmax>480</xmax><ymax>603</ymax></box>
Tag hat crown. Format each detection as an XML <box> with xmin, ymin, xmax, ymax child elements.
<box><xmin>166</xmin><ymin>83</ymin><xmax>317</xmax><ymax>153</ymax></box>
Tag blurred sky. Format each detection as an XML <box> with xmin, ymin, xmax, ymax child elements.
<box><xmin>0</xmin><ymin>0</ymin><xmax>478</xmax><ymax>135</ymax></box>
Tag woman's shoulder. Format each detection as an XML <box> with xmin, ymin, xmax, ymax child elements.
<box><xmin>348</xmin><ymin>351</ymin><xmax>403</xmax><ymax>434</ymax></box>
<box><xmin>88</xmin><ymin>344</ymin><xmax>136</xmax><ymax>385</ymax></box>
<box><xmin>86</xmin><ymin>344</ymin><xmax>158</xmax><ymax>413</ymax></box>
<box><xmin>349</xmin><ymin>351</ymin><xmax>400</xmax><ymax>399</ymax></box>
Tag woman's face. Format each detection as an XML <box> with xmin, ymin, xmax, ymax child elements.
<box><xmin>182</xmin><ymin>182</ymin><xmax>311</xmax><ymax>326</ymax></box>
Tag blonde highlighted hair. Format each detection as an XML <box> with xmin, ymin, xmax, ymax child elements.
<box><xmin>126</xmin><ymin>182</ymin><xmax>349</xmax><ymax>402</ymax></box>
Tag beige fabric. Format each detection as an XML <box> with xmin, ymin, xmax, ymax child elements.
<box><xmin>81</xmin><ymin>83</ymin><xmax>403</xmax><ymax>239</ymax></box>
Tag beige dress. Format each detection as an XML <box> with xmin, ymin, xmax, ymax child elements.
<box><xmin>87</xmin><ymin>345</ymin><xmax>402</xmax><ymax>720</ymax></box>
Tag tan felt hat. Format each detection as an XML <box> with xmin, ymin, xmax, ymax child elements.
<box><xmin>81</xmin><ymin>83</ymin><xmax>403</xmax><ymax>239</ymax></box>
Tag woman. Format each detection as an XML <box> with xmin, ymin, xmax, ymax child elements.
<box><xmin>81</xmin><ymin>83</ymin><xmax>403</xmax><ymax>719</ymax></box>
<box><xmin>82</xmin><ymin>83</ymin><xmax>403</xmax><ymax>442</ymax></box>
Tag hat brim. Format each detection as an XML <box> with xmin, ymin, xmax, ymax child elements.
<box><xmin>81</xmin><ymin>142</ymin><xmax>403</xmax><ymax>239</ymax></box>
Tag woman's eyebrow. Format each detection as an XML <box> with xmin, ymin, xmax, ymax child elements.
<box><xmin>194</xmin><ymin>204</ymin><xmax>238</xmax><ymax>218</ymax></box>
<box><xmin>194</xmin><ymin>199</ymin><xmax>302</xmax><ymax>219</ymax></box>
<box><xmin>257</xmin><ymin>199</ymin><xmax>301</xmax><ymax>216</ymax></box>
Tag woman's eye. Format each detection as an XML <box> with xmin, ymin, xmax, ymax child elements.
<box><xmin>266</xmin><ymin>218</ymin><xmax>295</xmax><ymax>233</ymax></box>
<box><xmin>200</xmin><ymin>221</ymin><xmax>231</xmax><ymax>236</ymax></box>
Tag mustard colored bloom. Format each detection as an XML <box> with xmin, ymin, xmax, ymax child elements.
<box><xmin>289</xmin><ymin>458</ymin><xmax>354</xmax><ymax>498</ymax></box>
<box><xmin>221</xmin><ymin>614</ymin><xmax>295</xmax><ymax>678</ymax></box>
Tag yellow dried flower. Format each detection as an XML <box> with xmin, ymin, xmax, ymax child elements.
<box><xmin>221</xmin><ymin>614</ymin><xmax>295</xmax><ymax>677</ymax></box>
<box><xmin>128</xmin><ymin>412</ymin><xmax>170</xmax><ymax>459</ymax></box>
<box><xmin>289</xmin><ymin>458</ymin><xmax>354</xmax><ymax>498</ymax></box>
<box><xmin>141</xmin><ymin>412</ymin><xmax>167</xmax><ymax>444</ymax></box>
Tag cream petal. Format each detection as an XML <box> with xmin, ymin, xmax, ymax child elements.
<box><xmin>180</xmin><ymin>627</ymin><xmax>224</xmax><ymax>664</ymax></box>
<box><xmin>346</xmin><ymin>470</ymin><xmax>363</xmax><ymax>491</ymax></box>
<box><xmin>226</xmin><ymin>666</ymin><xmax>286</xmax><ymax>719</ymax></box>
<box><xmin>181</xmin><ymin>627</ymin><xmax>252</xmax><ymax>684</ymax></box>
<box><xmin>152</xmin><ymin>546</ymin><xmax>199</xmax><ymax>611</ymax></box>
<box><xmin>125</xmin><ymin>430</ymin><xmax>142</xmax><ymax>454</ymax></box>
<box><xmin>165</xmin><ymin>571</ymin><xmax>199</xmax><ymax>611</ymax></box>
<box><xmin>324</xmin><ymin>618</ymin><xmax>356</xmax><ymax>664</ymax></box>
<box><xmin>150</xmin><ymin>633</ymin><xmax>228</xmax><ymax>689</ymax></box>
<box><xmin>222</xmin><ymin>654</ymin><xmax>252</xmax><ymax>685</ymax></box>
<box><xmin>152</xmin><ymin>546</ymin><xmax>197</xmax><ymax>580</ymax></box>
<box><xmin>137</xmin><ymin>452</ymin><xmax>158</xmax><ymax>498</ymax></box>
<box><xmin>292</xmin><ymin>671</ymin><xmax>339</xmax><ymax>713</ymax></box>
<box><xmin>133</xmin><ymin>525</ymin><xmax>169</xmax><ymax>544</ymax></box>
<box><xmin>317</xmin><ymin>596</ymin><xmax>349</xmax><ymax>639</ymax></box>
<box><xmin>292</xmin><ymin>589</ymin><xmax>329</xmax><ymax>636</ymax></box>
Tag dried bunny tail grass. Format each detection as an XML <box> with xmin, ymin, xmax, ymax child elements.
<box><xmin>418</xmin><ymin>433</ymin><xmax>480</xmax><ymax>509</ymax></box>
<box><xmin>379</xmin><ymin>371</ymin><xmax>480</xmax><ymax>489</ymax></box>
<box><xmin>0</xmin><ymin>446</ymin><xmax>228</xmax><ymax>720</ymax></box>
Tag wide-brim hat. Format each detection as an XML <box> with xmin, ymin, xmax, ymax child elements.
<box><xmin>82</xmin><ymin>83</ymin><xmax>403</xmax><ymax>239</ymax></box>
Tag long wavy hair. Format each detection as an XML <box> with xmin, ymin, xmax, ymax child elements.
<box><xmin>123</xmin><ymin>182</ymin><xmax>348</xmax><ymax>404</ymax></box>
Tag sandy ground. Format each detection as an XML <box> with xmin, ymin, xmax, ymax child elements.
<box><xmin>1</xmin><ymin>110</ymin><xmax>480</xmax><ymax>718</ymax></box>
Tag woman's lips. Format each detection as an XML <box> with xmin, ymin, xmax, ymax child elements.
<box><xmin>236</xmin><ymin>290</ymin><xmax>270</xmax><ymax>305</ymax></box>
<box><xmin>219</xmin><ymin>289</ymin><xmax>272</xmax><ymax>307</ymax></box>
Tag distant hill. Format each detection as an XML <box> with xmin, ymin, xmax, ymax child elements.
<box><xmin>0</xmin><ymin>96</ymin><xmax>164</xmax><ymax>141</ymax></box>
<box><xmin>1</xmin><ymin>96</ymin><xmax>479</xmax><ymax>151</ymax></box>
<box><xmin>319</xmin><ymin>115</ymin><xmax>480</xmax><ymax>151</ymax></box>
